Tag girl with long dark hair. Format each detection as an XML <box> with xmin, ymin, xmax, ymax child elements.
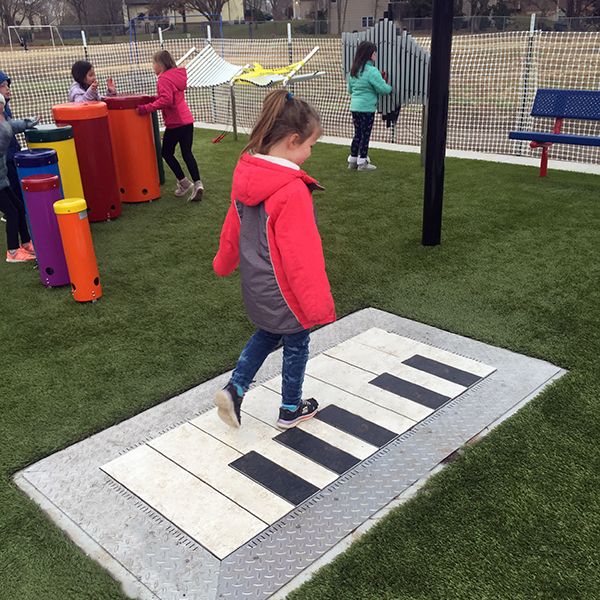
<box><xmin>347</xmin><ymin>41</ymin><xmax>392</xmax><ymax>171</ymax></box>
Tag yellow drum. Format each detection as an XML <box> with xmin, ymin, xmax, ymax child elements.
<box><xmin>25</xmin><ymin>124</ymin><xmax>84</xmax><ymax>200</ymax></box>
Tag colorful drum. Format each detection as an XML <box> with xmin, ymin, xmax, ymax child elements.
<box><xmin>53</xmin><ymin>198</ymin><xmax>102</xmax><ymax>302</ymax></box>
<box><xmin>14</xmin><ymin>149</ymin><xmax>63</xmax><ymax>198</ymax></box>
<box><xmin>25</xmin><ymin>124</ymin><xmax>84</xmax><ymax>200</ymax></box>
<box><xmin>52</xmin><ymin>102</ymin><xmax>120</xmax><ymax>223</ymax></box>
<box><xmin>105</xmin><ymin>95</ymin><xmax>161</xmax><ymax>203</ymax></box>
<box><xmin>21</xmin><ymin>174</ymin><xmax>69</xmax><ymax>287</ymax></box>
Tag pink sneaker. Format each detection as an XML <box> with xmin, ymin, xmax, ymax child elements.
<box><xmin>6</xmin><ymin>248</ymin><xmax>36</xmax><ymax>263</ymax></box>
<box><xmin>21</xmin><ymin>242</ymin><xmax>35</xmax><ymax>256</ymax></box>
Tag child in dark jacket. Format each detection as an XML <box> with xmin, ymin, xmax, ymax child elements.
<box><xmin>0</xmin><ymin>94</ymin><xmax>38</xmax><ymax>263</ymax></box>
<box><xmin>0</xmin><ymin>71</ymin><xmax>24</xmax><ymax>202</ymax></box>
<box><xmin>213</xmin><ymin>89</ymin><xmax>336</xmax><ymax>430</ymax></box>
<box><xmin>137</xmin><ymin>50</ymin><xmax>203</xmax><ymax>201</ymax></box>
<box><xmin>347</xmin><ymin>41</ymin><xmax>392</xmax><ymax>171</ymax></box>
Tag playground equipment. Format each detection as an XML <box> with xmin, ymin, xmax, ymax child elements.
<box><xmin>342</xmin><ymin>19</ymin><xmax>430</xmax><ymax>132</ymax></box>
<box><xmin>25</xmin><ymin>125</ymin><xmax>84</xmax><ymax>200</ymax></box>
<box><xmin>105</xmin><ymin>95</ymin><xmax>161</xmax><ymax>203</ymax></box>
<box><xmin>8</xmin><ymin>25</ymin><xmax>64</xmax><ymax>51</ymax></box>
<box><xmin>54</xmin><ymin>198</ymin><xmax>102</xmax><ymax>303</ymax></box>
<box><xmin>178</xmin><ymin>43</ymin><xmax>324</xmax><ymax>140</ymax></box>
<box><xmin>14</xmin><ymin>149</ymin><xmax>63</xmax><ymax>197</ymax></box>
<box><xmin>509</xmin><ymin>88</ymin><xmax>600</xmax><ymax>177</ymax></box>
<box><xmin>21</xmin><ymin>174</ymin><xmax>69</xmax><ymax>288</ymax></box>
<box><xmin>52</xmin><ymin>102</ymin><xmax>121</xmax><ymax>223</ymax></box>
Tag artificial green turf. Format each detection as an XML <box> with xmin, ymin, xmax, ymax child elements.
<box><xmin>0</xmin><ymin>131</ymin><xmax>599</xmax><ymax>599</ymax></box>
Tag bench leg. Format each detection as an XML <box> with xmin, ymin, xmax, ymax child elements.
<box><xmin>540</xmin><ymin>146</ymin><xmax>549</xmax><ymax>177</ymax></box>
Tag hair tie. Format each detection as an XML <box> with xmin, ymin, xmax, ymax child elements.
<box><xmin>286</xmin><ymin>91</ymin><xmax>294</xmax><ymax>101</ymax></box>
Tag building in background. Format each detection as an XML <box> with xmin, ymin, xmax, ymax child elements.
<box><xmin>124</xmin><ymin>0</ymin><xmax>244</xmax><ymax>28</ymax></box>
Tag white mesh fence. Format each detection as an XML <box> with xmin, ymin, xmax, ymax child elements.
<box><xmin>0</xmin><ymin>29</ymin><xmax>599</xmax><ymax>165</ymax></box>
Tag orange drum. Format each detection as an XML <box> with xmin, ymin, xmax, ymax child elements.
<box><xmin>105</xmin><ymin>95</ymin><xmax>161</xmax><ymax>203</ymax></box>
<box><xmin>53</xmin><ymin>198</ymin><xmax>102</xmax><ymax>303</ymax></box>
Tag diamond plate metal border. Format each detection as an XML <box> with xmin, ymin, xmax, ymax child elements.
<box><xmin>14</xmin><ymin>308</ymin><xmax>565</xmax><ymax>600</ymax></box>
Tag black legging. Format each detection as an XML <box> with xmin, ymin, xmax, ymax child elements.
<box><xmin>162</xmin><ymin>124</ymin><xmax>200</xmax><ymax>182</ymax></box>
<box><xmin>0</xmin><ymin>185</ymin><xmax>30</xmax><ymax>251</ymax></box>
<box><xmin>350</xmin><ymin>111</ymin><xmax>375</xmax><ymax>159</ymax></box>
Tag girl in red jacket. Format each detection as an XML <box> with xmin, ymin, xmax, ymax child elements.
<box><xmin>213</xmin><ymin>89</ymin><xmax>336</xmax><ymax>430</ymax></box>
<box><xmin>137</xmin><ymin>51</ymin><xmax>203</xmax><ymax>201</ymax></box>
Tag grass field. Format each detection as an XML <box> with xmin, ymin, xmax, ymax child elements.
<box><xmin>1</xmin><ymin>131</ymin><xmax>599</xmax><ymax>599</ymax></box>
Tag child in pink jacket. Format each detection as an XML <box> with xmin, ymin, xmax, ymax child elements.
<box><xmin>213</xmin><ymin>90</ymin><xmax>335</xmax><ymax>430</ymax></box>
<box><xmin>137</xmin><ymin>50</ymin><xmax>203</xmax><ymax>201</ymax></box>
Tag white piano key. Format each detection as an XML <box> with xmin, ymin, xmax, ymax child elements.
<box><xmin>306</xmin><ymin>354</ymin><xmax>433</xmax><ymax>422</ymax></box>
<box><xmin>324</xmin><ymin>339</ymin><xmax>466</xmax><ymax>398</ymax></box>
<box><xmin>263</xmin><ymin>374</ymin><xmax>416</xmax><ymax>435</ymax></box>
<box><xmin>101</xmin><ymin>445</ymin><xmax>266</xmax><ymax>559</ymax></box>
<box><xmin>354</xmin><ymin>328</ymin><xmax>495</xmax><ymax>378</ymax></box>
<box><xmin>190</xmin><ymin>407</ymin><xmax>337</xmax><ymax>489</ymax></box>
<box><xmin>240</xmin><ymin>386</ymin><xmax>379</xmax><ymax>460</ymax></box>
<box><xmin>148</xmin><ymin>423</ymin><xmax>294</xmax><ymax>524</ymax></box>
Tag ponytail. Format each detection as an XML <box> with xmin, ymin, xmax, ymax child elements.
<box><xmin>243</xmin><ymin>89</ymin><xmax>321</xmax><ymax>156</ymax></box>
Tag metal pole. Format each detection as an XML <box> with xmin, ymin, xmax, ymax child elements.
<box><xmin>516</xmin><ymin>13</ymin><xmax>536</xmax><ymax>156</ymax></box>
<box><xmin>421</xmin><ymin>0</ymin><xmax>453</xmax><ymax>247</ymax></box>
<box><xmin>287</xmin><ymin>22</ymin><xmax>293</xmax><ymax>64</ymax></box>
<box><xmin>158</xmin><ymin>26</ymin><xmax>164</xmax><ymax>48</ymax></box>
<box><xmin>230</xmin><ymin>83</ymin><xmax>238</xmax><ymax>141</ymax></box>
<box><xmin>81</xmin><ymin>30</ymin><xmax>88</xmax><ymax>61</ymax></box>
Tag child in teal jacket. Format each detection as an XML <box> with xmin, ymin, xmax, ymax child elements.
<box><xmin>347</xmin><ymin>41</ymin><xmax>392</xmax><ymax>171</ymax></box>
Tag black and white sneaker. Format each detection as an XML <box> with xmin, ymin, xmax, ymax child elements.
<box><xmin>276</xmin><ymin>398</ymin><xmax>319</xmax><ymax>430</ymax></box>
<box><xmin>215</xmin><ymin>383</ymin><xmax>243</xmax><ymax>428</ymax></box>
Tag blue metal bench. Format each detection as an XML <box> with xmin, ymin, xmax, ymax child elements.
<box><xmin>508</xmin><ymin>89</ymin><xmax>600</xmax><ymax>176</ymax></box>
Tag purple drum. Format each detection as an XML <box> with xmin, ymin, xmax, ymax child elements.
<box><xmin>21</xmin><ymin>174</ymin><xmax>69</xmax><ymax>287</ymax></box>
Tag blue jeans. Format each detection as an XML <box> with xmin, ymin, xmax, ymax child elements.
<box><xmin>230</xmin><ymin>329</ymin><xmax>310</xmax><ymax>407</ymax></box>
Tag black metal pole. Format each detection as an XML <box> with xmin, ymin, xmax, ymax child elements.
<box><xmin>421</xmin><ymin>1</ymin><xmax>454</xmax><ymax>247</ymax></box>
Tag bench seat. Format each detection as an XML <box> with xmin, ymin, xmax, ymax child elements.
<box><xmin>509</xmin><ymin>131</ymin><xmax>600</xmax><ymax>146</ymax></box>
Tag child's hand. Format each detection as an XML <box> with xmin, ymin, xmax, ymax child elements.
<box><xmin>107</xmin><ymin>77</ymin><xmax>116</xmax><ymax>94</ymax></box>
<box><xmin>381</xmin><ymin>70</ymin><xmax>389</xmax><ymax>83</ymax></box>
<box><xmin>136</xmin><ymin>105</ymin><xmax>148</xmax><ymax>116</ymax></box>
<box><xmin>90</xmin><ymin>80</ymin><xmax>99</xmax><ymax>91</ymax></box>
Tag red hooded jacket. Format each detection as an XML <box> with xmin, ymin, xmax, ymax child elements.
<box><xmin>138</xmin><ymin>67</ymin><xmax>194</xmax><ymax>129</ymax></box>
<box><xmin>214</xmin><ymin>154</ymin><xmax>336</xmax><ymax>334</ymax></box>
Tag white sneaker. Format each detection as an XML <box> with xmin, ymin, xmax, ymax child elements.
<box><xmin>174</xmin><ymin>177</ymin><xmax>192</xmax><ymax>197</ymax></box>
<box><xmin>348</xmin><ymin>156</ymin><xmax>358</xmax><ymax>170</ymax></box>
<box><xmin>357</xmin><ymin>160</ymin><xmax>377</xmax><ymax>171</ymax></box>
<box><xmin>188</xmin><ymin>180</ymin><xmax>204</xmax><ymax>202</ymax></box>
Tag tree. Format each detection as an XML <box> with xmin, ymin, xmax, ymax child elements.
<box><xmin>185</xmin><ymin>0</ymin><xmax>230</xmax><ymax>25</ymax></box>
<box><xmin>39</xmin><ymin>0</ymin><xmax>71</xmax><ymax>24</ymax></box>
<box><xmin>0</xmin><ymin>0</ymin><xmax>26</xmax><ymax>26</ymax></box>
<box><xmin>565</xmin><ymin>0</ymin><xmax>600</xmax><ymax>16</ymax></box>
<box><xmin>266</xmin><ymin>0</ymin><xmax>291</xmax><ymax>19</ymax></box>
<box><xmin>334</xmin><ymin>0</ymin><xmax>349</xmax><ymax>34</ymax></box>
<box><xmin>63</xmin><ymin>0</ymin><xmax>88</xmax><ymax>25</ymax></box>
<box><xmin>98</xmin><ymin>0</ymin><xmax>123</xmax><ymax>23</ymax></box>
<box><xmin>19</xmin><ymin>0</ymin><xmax>47</xmax><ymax>25</ymax></box>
